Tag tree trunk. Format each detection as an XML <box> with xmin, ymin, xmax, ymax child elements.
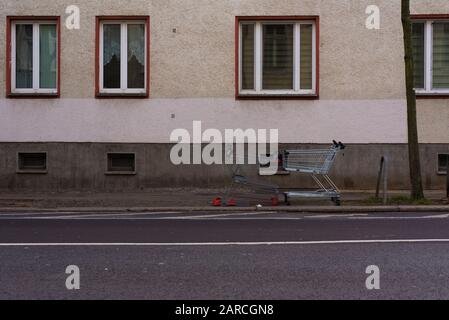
<box><xmin>401</xmin><ymin>0</ymin><xmax>425</xmax><ymax>200</ymax></box>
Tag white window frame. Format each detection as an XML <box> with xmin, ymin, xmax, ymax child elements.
<box><xmin>414</xmin><ymin>20</ymin><xmax>449</xmax><ymax>95</ymax></box>
<box><xmin>99</xmin><ymin>20</ymin><xmax>147</xmax><ymax>95</ymax></box>
<box><xmin>238</xmin><ymin>20</ymin><xmax>317</xmax><ymax>96</ymax></box>
<box><xmin>11</xmin><ymin>21</ymin><xmax>58</xmax><ymax>94</ymax></box>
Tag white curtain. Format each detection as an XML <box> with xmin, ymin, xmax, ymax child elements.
<box><xmin>127</xmin><ymin>24</ymin><xmax>145</xmax><ymax>89</ymax></box>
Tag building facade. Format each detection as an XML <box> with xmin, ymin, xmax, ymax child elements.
<box><xmin>0</xmin><ymin>0</ymin><xmax>448</xmax><ymax>192</ymax></box>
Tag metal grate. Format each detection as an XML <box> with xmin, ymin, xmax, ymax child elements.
<box><xmin>107</xmin><ymin>153</ymin><xmax>135</xmax><ymax>172</ymax></box>
<box><xmin>18</xmin><ymin>153</ymin><xmax>47</xmax><ymax>171</ymax></box>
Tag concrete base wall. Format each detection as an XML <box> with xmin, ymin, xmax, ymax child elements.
<box><xmin>0</xmin><ymin>143</ymin><xmax>448</xmax><ymax>192</ymax></box>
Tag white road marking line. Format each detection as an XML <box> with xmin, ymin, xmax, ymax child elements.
<box><xmin>348</xmin><ymin>214</ymin><xmax>449</xmax><ymax>220</ymax></box>
<box><xmin>0</xmin><ymin>212</ymin><xmax>449</xmax><ymax>221</ymax></box>
<box><xmin>1</xmin><ymin>239</ymin><xmax>449</xmax><ymax>247</ymax></box>
<box><xmin>0</xmin><ymin>211</ymin><xmax>278</xmax><ymax>220</ymax></box>
<box><xmin>0</xmin><ymin>217</ymin><xmax>306</xmax><ymax>221</ymax></box>
<box><xmin>0</xmin><ymin>212</ymin><xmax>83</xmax><ymax>216</ymax></box>
<box><xmin>163</xmin><ymin>212</ymin><xmax>277</xmax><ymax>219</ymax></box>
<box><xmin>304</xmin><ymin>214</ymin><xmax>369</xmax><ymax>219</ymax></box>
<box><xmin>0</xmin><ymin>211</ymin><xmax>185</xmax><ymax>220</ymax></box>
<box><xmin>50</xmin><ymin>211</ymin><xmax>182</xmax><ymax>219</ymax></box>
<box><xmin>1</xmin><ymin>212</ymin><xmax>448</xmax><ymax>221</ymax></box>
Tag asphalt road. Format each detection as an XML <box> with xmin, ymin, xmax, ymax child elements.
<box><xmin>1</xmin><ymin>211</ymin><xmax>449</xmax><ymax>300</ymax></box>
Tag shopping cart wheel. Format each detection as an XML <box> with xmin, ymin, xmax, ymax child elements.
<box><xmin>284</xmin><ymin>194</ymin><xmax>291</xmax><ymax>206</ymax></box>
<box><xmin>332</xmin><ymin>197</ymin><xmax>341</xmax><ymax>206</ymax></box>
<box><xmin>212</xmin><ymin>197</ymin><xmax>222</xmax><ymax>207</ymax></box>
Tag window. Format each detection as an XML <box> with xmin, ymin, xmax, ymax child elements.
<box><xmin>97</xmin><ymin>17</ymin><xmax>149</xmax><ymax>97</ymax></box>
<box><xmin>237</xmin><ymin>17</ymin><xmax>318</xmax><ymax>97</ymax></box>
<box><xmin>412</xmin><ymin>17</ymin><xmax>449</xmax><ymax>95</ymax></box>
<box><xmin>106</xmin><ymin>153</ymin><xmax>136</xmax><ymax>174</ymax></box>
<box><xmin>8</xmin><ymin>17</ymin><xmax>59</xmax><ymax>96</ymax></box>
<box><xmin>438</xmin><ymin>154</ymin><xmax>449</xmax><ymax>174</ymax></box>
<box><xmin>17</xmin><ymin>152</ymin><xmax>47</xmax><ymax>173</ymax></box>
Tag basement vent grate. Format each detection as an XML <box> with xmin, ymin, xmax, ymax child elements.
<box><xmin>17</xmin><ymin>152</ymin><xmax>47</xmax><ymax>172</ymax></box>
<box><xmin>107</xmin><ymin>153</ymin><xmax>136</xmax><ymax>173</ymax></box>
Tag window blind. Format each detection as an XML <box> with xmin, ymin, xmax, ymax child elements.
<box><xmin>39</xmin><ymin>24</ymin><xmax>57</xmax><ymax>89</ymax></box>
<box><xmin>412</xmin><ymin>23</ymin><xmax>425</xmax><ymax>89</ymax></box>
<box><xmin>300</xmin><ymin>24</ymin><xmax>313</xmax><ymax>90</ymax></box>
<box><xmin>433</xmin><ymin>22</ymin><xmax>449</xmax><ymax>89</ymax></box>
<box><xmin>241</xmin><ymin>24</ymin><xmax>255</xmax><ymax>90</ymax></box>
<box><xmin>262</xmin><ymin>24</ymin><xmax>294</xmax><ymax>90</ymax></box>
<box><xmin>15</xmin><ymin>24</ymin><xmax>33</xmax><ymax>89</ymax></box>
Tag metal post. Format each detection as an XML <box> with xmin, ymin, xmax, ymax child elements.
<box><xmin>446</xmin><ymin>160</ymin><xmax>449</xmax><ymax>199</ymax></box>
<box><xmin>383</xmin><ymin>157</ymin><xmax>388</xmax><ymax>205</ymax></box>
<box><xmin>376</xmin><ymin>157</ymin><xmax>385</xmax><ymax>199</ymax></box>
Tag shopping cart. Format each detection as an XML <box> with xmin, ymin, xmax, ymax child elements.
<box><xmin>219</xmin><ymin>147</ymin><xmax>280</xmax><ymax>206</ymax></box>
<box><xmin>282</xmin><ymin>141</ymin><xmax>345</xmax><ymax>206</ymax></box>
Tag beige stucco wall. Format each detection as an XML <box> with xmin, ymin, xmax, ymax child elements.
<box><xmin>0</xmin><ymin>0</ymin><xmax>448</xmax><ymax>143</ymax></box>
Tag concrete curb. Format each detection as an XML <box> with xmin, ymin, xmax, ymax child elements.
<box><xmin>0</xmin><ymin>205</ymin><xmax>448</xmax><ymax>214</ymax></box>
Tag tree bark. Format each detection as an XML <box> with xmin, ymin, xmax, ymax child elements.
<box><xmin>401</xmin><ymin>0</ymin><xmax>425</xmax><ymax>200</ymax></box>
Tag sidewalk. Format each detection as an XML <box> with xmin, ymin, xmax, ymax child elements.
<box><xmin>0</xmin><ymin>189</ymin><xmax>447</xmax><ymax>213</ymax></box>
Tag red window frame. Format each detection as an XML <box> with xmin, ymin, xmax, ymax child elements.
<box><xmin>6</xmin><ymin>16</ymin><xmax>61</xmax><ymax>98</ymax></box>
<box><xmin>95</xmin><ymin>16</ymin><xmax>150</xmax><ymax>98</ymax></box>
<box><xmin>235</xmin><ymin>16</ymin><xmax>320</xmax><ymax>100</ymax></box>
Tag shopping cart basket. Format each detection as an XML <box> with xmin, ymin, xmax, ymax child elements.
<box><xmin>220</xmin><ymin>147</ymin><xmax>280</xmax><ymax>206</ymax></box>
<box><xmin>282</xmin><ymin>141</ymin><xmax>345</xmax><ymax>206</ymax></box>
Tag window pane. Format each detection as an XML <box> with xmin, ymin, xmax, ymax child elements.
<box><xmin>433</xmin><ymin>22</ymin><xmax>449</xmax><ymax>89</ymax></box>
<box><xmin>103</xmin><ymin>24</ymin><xmax>121</xmax><ymax>89</ymax></box>
<box><xmin>127</xmin><ymin>24</ymin><xmax>145</xmax><ymax>89</ymax></box>
<box><xmin>263</xmin><ymin>24</ymin><xmax>294</xmax><ymax>90</ymax></box>
<box><xmin>300</xmin><ymin>24</ymin><xmax>313</xmax><ymax>90</ymax></box>
<box><xmin>412</xmin><ymin>23</ymin><xmax>425</xmax><ymax>89</ymax></box>
<box><xmin>39</xmin><ymin>24</ymin><xmax>57</xmax><ymax>89</ymax></box>
<box><xmin>15</xmin><ymin>24</ymin><xmax>33</xmax><ymax>89</ymax></box>
<box><xmin>241</xmin><ymin>24</ymin><xmax>255</xmax><ymax>90</ymax></box>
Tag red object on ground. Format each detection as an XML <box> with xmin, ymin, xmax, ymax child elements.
<box><xmin>212</xmin><ymin>197</ymin><xmax>222</xmax><ymax>207</ymax></box>
<box><xmin>227</xmin><ymin>199</ymin><xmax>237</xmax><ymax>207</ymax></box>
<box><xmin>271</xmin><ymin>197</ymin><xmax>279</xmax><ymax>206</ymax></box>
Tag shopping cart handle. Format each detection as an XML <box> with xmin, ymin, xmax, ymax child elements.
<box><xmin>333</xmin><ymin>140</ymin><xmax>346</xmax><ymax>150</ymax></box>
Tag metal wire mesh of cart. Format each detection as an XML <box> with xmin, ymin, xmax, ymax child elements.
<box><xmin>283</xmin><ymin>147</ymin><xmax>339</xmax><ymax>174</ymax></box>
<box><xmin>282</xmin><ymin>141</ymin><xmax>346</xmax><ymax>206</ymax></box>
<box><xmin>228</xmin><ymin>151</ymin><xmax>280</xmax><ymax>192</ymax></box>
<box><xmin>218</xmin><ymin>146</ymin><xmax>281</xmax><ymax>206</ymax></box>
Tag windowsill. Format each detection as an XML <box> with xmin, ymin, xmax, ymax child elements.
<box><xmin>237</xmin><ymin>94</ymin><xmax>319</xmax><ymax>100</ymax></box>
<box><xmin>16</xmin><ymin>170</ymin><xmax>48</xmax><ymax>174</ymax></box>
<box><xmin>105</xmin><ymin>171</ymin><xmax>137</xmax><ymax>176</ymax></box>
<box><xmin>8</xmin><ymin>93</ymin><xmax>59</xmax><ymax>99</ymax></box>
<box><xmin>96</xmin><ymin>92</ymin><xmax>148</xmax><ymax>99</ymax></box>
<box><xmin>437</xmin><ymin>171</ymin><xmax>448</xmax><ymax>176</ymax></box>
<box><xmin>416</xmin><ymin>91</ymin><xmax>449</xmax><ymax>98</ymax></box>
